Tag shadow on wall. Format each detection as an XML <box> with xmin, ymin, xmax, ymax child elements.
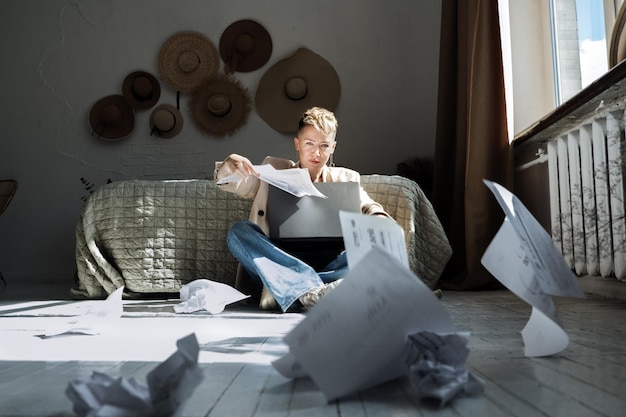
<box><xmin>396</xmin><ymin>156</ymin><xmax>433</xmax><ymax>199</ymax></box>
<box><xmin>80</xmin><ymin>177</ymin><xmax>112</xmax><ymax>202</ymax></box>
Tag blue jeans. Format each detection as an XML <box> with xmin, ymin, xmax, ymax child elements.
<box><xmin>226</xmin><ymin>220</ymin><xmax>348</xmax><ymax>311</ymax></box>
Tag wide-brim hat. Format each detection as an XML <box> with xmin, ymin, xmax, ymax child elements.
<box><xmin>189</xmin><ymin>75</ymin><xmax>251</xmax><ymax>137</ymax></box>
<box><xmin>149</xmin><ymin>104</ymin><xmax>184</xmax><ymax>138</ymax></box>
<box><xmin>158</xmin><ymin>31</ymin><xmax>220</xmax><ymax>93</ymax></box>
<box><xmin>255</xmin><ymin>48</ymin><xmax>340</xmax><ymax>133</ymax></box>
<box><xmin>88</xmin><ymin>94</ymin><xmax>135</xmax><ymax>140</ymax></box>
<box><xmin>219</xmin><ymin>19</ymin><xmax>272</xmax><ymax>74</ymax></box>
<box><xmin>122</xmin><ymin>71</ymin><xmax>161</xmax><ymax>109</ymax></box>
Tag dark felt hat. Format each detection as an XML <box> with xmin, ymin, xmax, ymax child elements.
<box><xmin>149</xmin><ymin>104</ymin><xmax>184</xmax><ymax>139</ymax></box>
<box><xmin>122</xmin><ymin>71</ymin><xmax>161</xmax><ymax>109</ymax></box>
<box><xmin>219</xmin><ymin>19</ymin><xmax>273</xmax><ymax>74</ymax></box>
<box><xmin>88</xmin><ymin>94</ymin><xmax>135</xmax><ymax>140</ymax></box>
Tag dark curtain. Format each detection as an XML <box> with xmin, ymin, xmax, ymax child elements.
<box><xmin>432</xmin><ymin>0</ymin><xmax>513</xmax><ymax>290</ymax></box>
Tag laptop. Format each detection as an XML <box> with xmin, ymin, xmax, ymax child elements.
<box><xmin>268</xmin><ymin>181</ymin><xmax>361</xmax><ymax>240</ymax></box>
<box><xmin>268</xmin><ymin>182</ymin><xmax>361</xmax><ymax>269</ymax></box>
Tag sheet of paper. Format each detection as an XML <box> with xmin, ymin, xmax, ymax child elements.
<box><xmin>483</xmin><ymin>180</ymin><xmax>584</xmax><ymax>298</ymax></box>
<box><xmin>339</xmin><ymin>211</ymin><xmax>409</xmax><ymax>269</ymax></box>
<box><xmin>275</xmin><ymin>247</ymin><xmax>455</xmax><ymax>401</ymax></box>
<box><xmin>521</xmin><ymin>306</ymin><xmax>570</xmax><ymax>357</ymax></box>
<box><xmin>481</xmin><ymin>180</ymin><xmax>584</xmax><ymax>357</ymax></box>
<box><xmin>482</xmin><ymin>219</ymin><xmax>569</xmax><ymax>356</ymax></box>
<box><xmin>217</xmin><ymin>164</ymin><xmax>326</xmax><ymax>198</ymax></box>
<box><xmin>39</xmin><ymin>286</ymin><xmax>125</xmax><ymax>337</ymax></box>
<box><xmin>272</xmin><ymin>352</ymin><xmax>308</xmax><ymax>379</ymax></box>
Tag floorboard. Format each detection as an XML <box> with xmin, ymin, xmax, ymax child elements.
<box><xmin>1</xmin><ymin>288</ymin><xmax>625</xmax><ymax>416</ymax></box>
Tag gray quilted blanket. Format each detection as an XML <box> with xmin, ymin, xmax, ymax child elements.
<box><xmin>71</xmin><ymin>176</ymin><xmax>451</xmax><ymax>299</ymax></box>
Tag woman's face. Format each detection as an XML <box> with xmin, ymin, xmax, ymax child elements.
<box><xmin>294</xmin><ymin>124</ymin><xmax>336</xmax><ymax>173</ymax></box>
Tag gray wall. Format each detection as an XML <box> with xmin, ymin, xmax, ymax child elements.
<box><xmin>0</xmin><ymin>0</ymin><xmax>442</xmax><ymax>285</ymax></box>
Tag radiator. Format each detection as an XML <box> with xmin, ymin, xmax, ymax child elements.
<box><xmin>546</xmin><ymin>107</ymin><xmax>626</xmax><ymax>281</ymax></box>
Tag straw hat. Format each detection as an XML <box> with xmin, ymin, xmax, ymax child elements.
<box><xmin>122</xmin><ymin>71</ymin><xmax>161</xmax><ymax>109</ymax></box>
<box><xmin>219</xmin><ymin>19</ymin><xmax>273</xmax><ymax>74</ymax></box>
<box><xmin>149</xmin><ymin>104</ymin><xmax>184</xmax><ymax>138</ymax></box>
<box><xmin>158</xmin><ymin>32</ymin><xmax>220</xmax><ymax>92</ymax></box>
<box><xmin>255</xmin><ymin>48</ymin><xmax>340</xmax><ymax>133</ymax></box>
<box><xmin>88</xmin><ymin>94</ymin><xmax>135</xmax><ymax>140</ymax></box>
<box><xmin>189</xmin><ymin>75</ymin><xmax>251</xmax><ymax>137</ymax></box>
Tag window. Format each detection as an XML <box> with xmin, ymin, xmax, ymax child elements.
<box><xmin>551</xmin><ymin>0</ymin><xmax>609</xmax><ymax>104</ymax></box>
<box><xmin>577</xmin><ymin>0</ymin><xmax>609</xmax><ymax>86</ymax></box>
<box><xmin>505</xmin><ymin>0</ymin><xmax>622</xmax><ymax>135</ymax></box>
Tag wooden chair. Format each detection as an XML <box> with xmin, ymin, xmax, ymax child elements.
<box><xmin>0</xmin><ymin>179</ymin><xmax>18</xmax><ymax>287</ymax></box>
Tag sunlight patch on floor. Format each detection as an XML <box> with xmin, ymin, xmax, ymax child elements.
<box><xmin>0</xmin><ymin>299</ymin><xmax>303</xmax><ymax>364</ymax></box>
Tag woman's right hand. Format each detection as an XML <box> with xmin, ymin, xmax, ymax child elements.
<box><xmin>227</xmin><ymin>154</ymin><xmax>259</xmax><ymax>179</ymax></box>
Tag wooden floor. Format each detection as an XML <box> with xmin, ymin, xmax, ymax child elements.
<box><xmin>1</xmin><ymin>284</ymin><xmax>625</xmax><ymax>417</ymax></box>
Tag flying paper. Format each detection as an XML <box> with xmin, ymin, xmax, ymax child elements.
<box><xmin>481</xmin><ymin>180</ymin><xmax>585</xmax><ymax>357</ymax></box>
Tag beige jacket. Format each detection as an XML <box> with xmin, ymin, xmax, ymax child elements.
<box><xmin>214</xmin><ymin>156</ymin><xmax>391</xmax><ymax>235</ymax></box>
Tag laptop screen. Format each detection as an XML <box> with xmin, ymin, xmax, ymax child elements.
<box><xmin>268</xmin><ymin>182</ymin><xmax>361</xmax><ymax>240</ymax></box>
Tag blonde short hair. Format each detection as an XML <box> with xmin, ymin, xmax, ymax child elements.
<box><xmin>298</xmin><ymin>107</ymin><xmax>338</xmax><ymax>140</ymax></box>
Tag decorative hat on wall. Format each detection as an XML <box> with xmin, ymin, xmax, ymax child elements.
<box><xmin>219</xmin><ymin>19</ymin><xmax>273</xmax><ymax>74</ymax></box>
<box><xmin>88</xmin><ymin>94</ymin><xmax>135</xmax><ymax>140</ymax></box>
<box><xmin>255</xmin><ymin>48</ymin><xmax>340</xmax><ymax>133</ymax></box>
<box><xmin>188</xmin><ymin>75</ymin><xmax>251</xmax><ymax>137</ymax></box>
<box><xmin>158</xmin><ymin>32</ymin><xmax>220</xmax><ymax>92</ymax></box>
<box><xmin>122</xmin><ymin>71</ymin><xmax>161</xmax><ymax>109</ymax></box>
<box><xmin>149</xmin><ymin>104</ymin><xmax>184</xmax><ymax>138</ymax></box>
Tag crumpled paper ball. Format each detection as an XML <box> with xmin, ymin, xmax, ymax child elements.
<box><xmin>173</xmin><ymin>279</ymin><xmax>248</xmax><ymax>314</ymax></box>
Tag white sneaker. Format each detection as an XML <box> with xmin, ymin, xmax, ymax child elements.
<box><xmin>299</xmin><ymin>280</ymin><xmax>342</xmax><ymax>309</ymax></box>
<box><xmin>259</xmin><ymin>286</ymin><xmax>279</xmax><ymax>310</ymax></box>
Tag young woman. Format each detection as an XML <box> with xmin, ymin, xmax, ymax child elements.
<box><xmin>214</xmin><ymin>107</ymin><xmax>391</xmax><ymax>312</ymax></box>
